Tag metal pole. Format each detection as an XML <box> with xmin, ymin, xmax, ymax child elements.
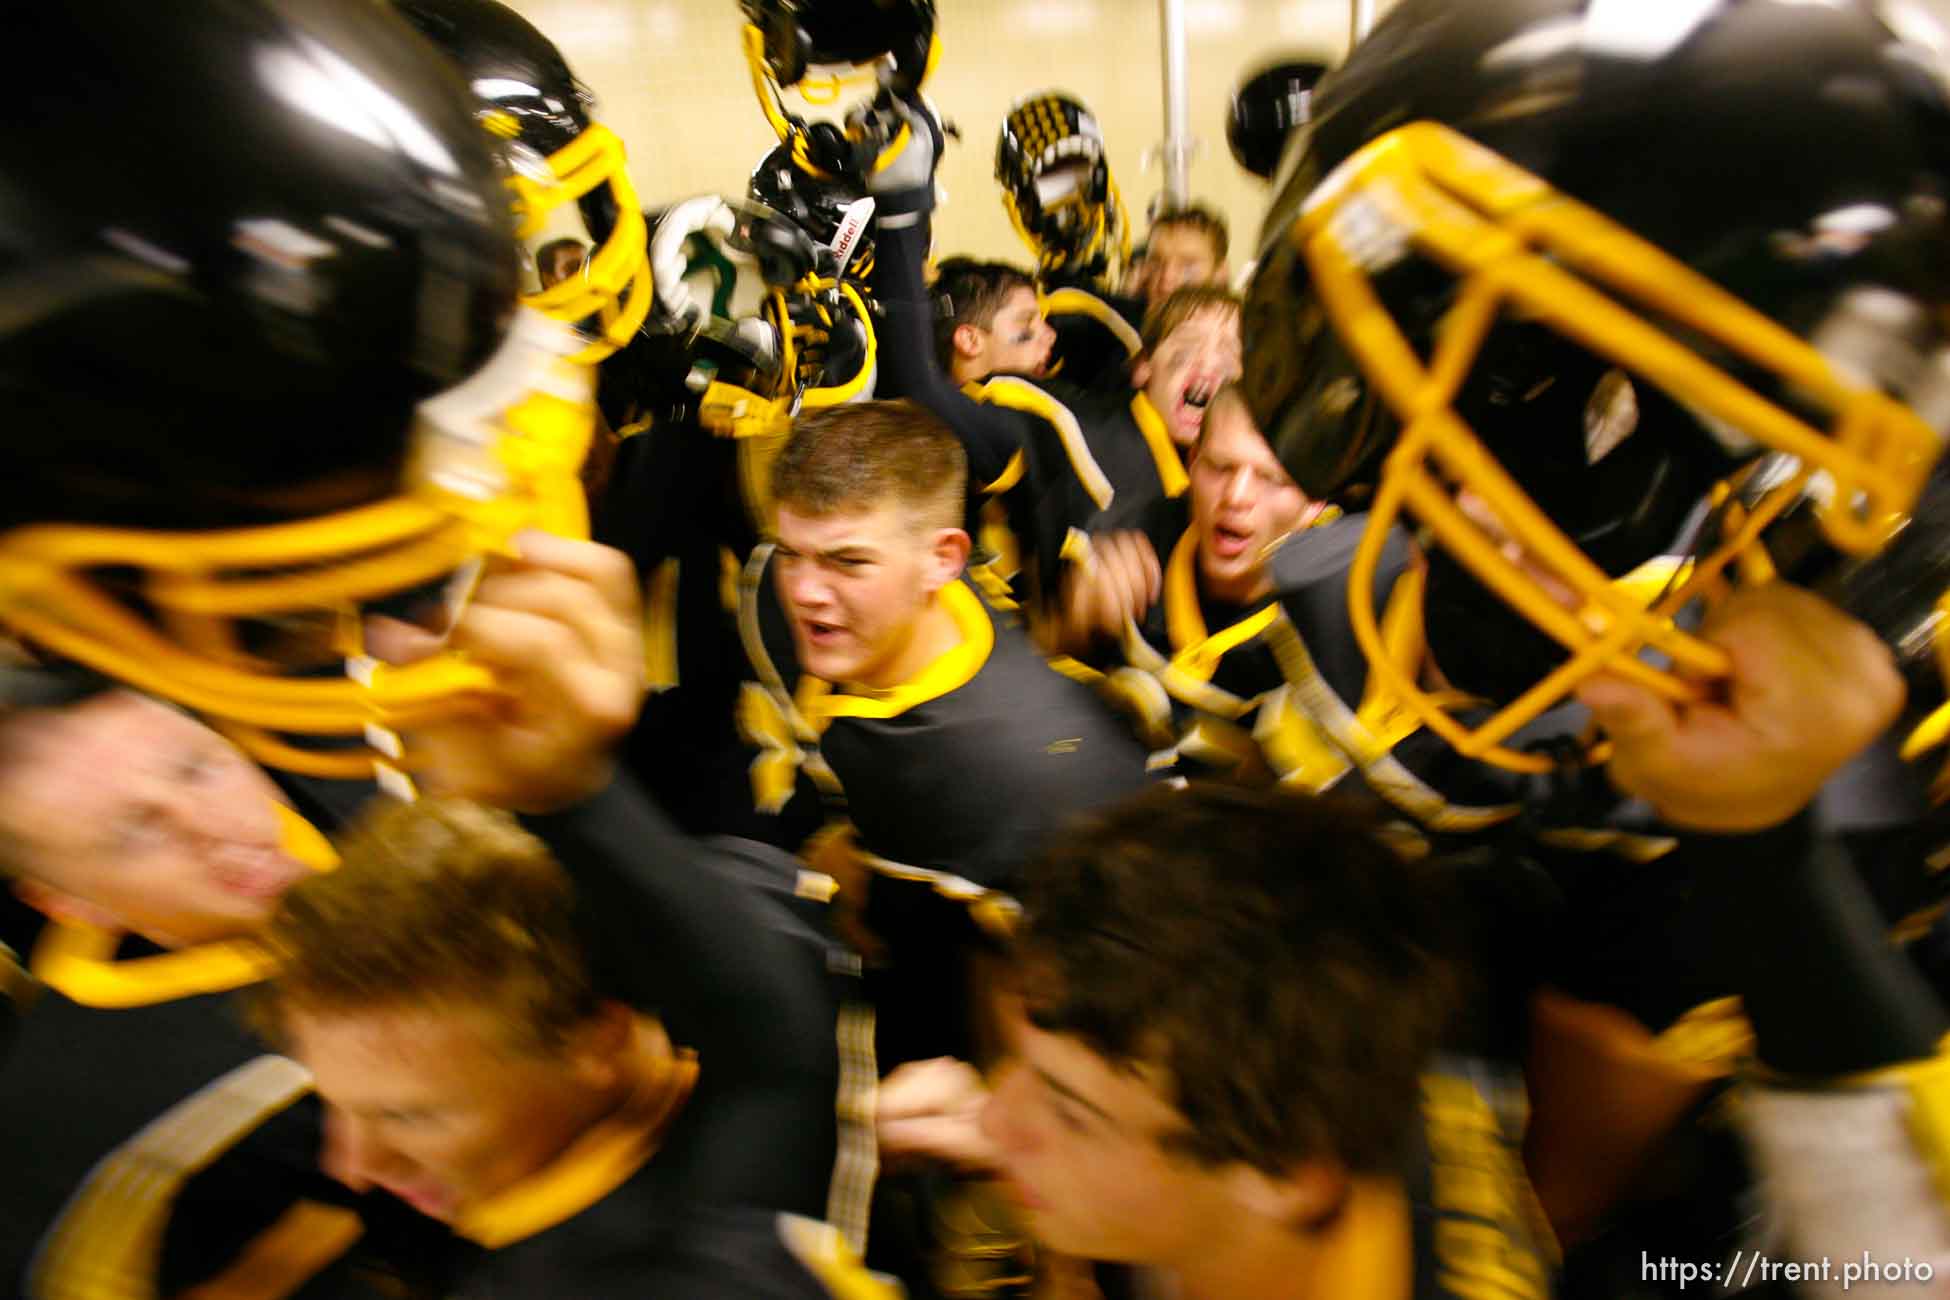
<box><xmin>1160</xmin><ymin>0</ymin><xmax>1190</xmax><ymax>209</ymax></box>
<box><xmin>1351</xmin><ymin>0</ymin><xmax>1377</xmax><ymax>48</ymax></box>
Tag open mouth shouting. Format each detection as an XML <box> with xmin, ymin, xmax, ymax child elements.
<box><xmin>1208</xmin><ymin>518</ymin><xmax>1255</xmax><ymax>561</ymax></box>
<box><xmin>1170</xmin><ymin>376</ymin><xmax>1219</xmax><ymax>443</ymax></box>
<box><xmin>797</xmin><ymin>616</ymin><xmax>848</xmax><ymax>652</ymax></box>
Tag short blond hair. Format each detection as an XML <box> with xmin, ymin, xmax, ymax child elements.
<box><xmin>249</xmin><ymin>798</ymin><xmax>599</xmax><ymax>1056</ymax></box>
<box><xmin>773</xmin><ymin>399</ymin><xmax>967</xmax><ymax>534</ymax></box>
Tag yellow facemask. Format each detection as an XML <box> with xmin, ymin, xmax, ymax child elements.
<box><xmin>0</xmin><ymin>308</ymin><xmax>597</xmax><ymax>782</ymax></box>
<box><xmin>1269</xmin><ymin>121</ymin><xmax>1940</xmax><ymax>772</ymax></box>
<box><xmin>503</xmin><ymin>118</ymin><xmax>653</xmax><ymax>364</ymax></box>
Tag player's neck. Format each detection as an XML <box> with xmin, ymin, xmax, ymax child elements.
<box><xmin>856</xmin><ymin>591</ymin><xmax>966</xmax><ymax>691</ymax></box>
<box><xmin>1170</xmin><ymin>1175</ymin><xmax>1411</xmax><ymax>1300</ymax></box>
<box><xmin>1199</xmin><ymin>561</ymin><xmax>1274</xmax><ymax>610</ymax></box>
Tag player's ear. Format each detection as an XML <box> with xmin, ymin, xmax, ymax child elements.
<box><xmin>1222</xmin><ymin>1157</ymin><xmax>1348</xmax><ymax>1230</ymax></box>
<box><xmin>924</xmin><ymin>527</ymin><xmax>971</xmax><ymax>594</ymax></box>
<box><xmin>952</xmin><ymin>323</ymin><xmax>985</xmax><ymax>361</ymax></box>
<box><xmin>1131</xmin><ymin>355</ymin><xmax>1153</xmax><ymax>388</ymax></box>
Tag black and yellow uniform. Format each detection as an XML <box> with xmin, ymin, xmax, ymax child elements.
<box><xmin>0</xmin><ymin>794</ymin><xmax>401</xmax><ymax>1300</ymax></box>
<box><xmin>592</xmin><ymin>246</ymin><xmax>870</xmax><ymax>848</ymax></box>
<box><xmin>1035</xmin><ymin>278</ymin><xmax>1142</xmax><ymax>394</ymax></box>
<box><xmin>525</xmin><ymin>778</ymin><xmax>855</xmax><ymax>1233</ymax></box>
<box><xmin>428</xmin><ymin>1086</ymin><xmax>897</xmax><ymax>1299</ymax></box>
<box><xmin>597</xmin><ymin>413</ymin><xmax>818</xmax><ymax>845</ymax></box>
<box><xmin>739</xmin><ymin>560</ymin><xmax>1151</xmax><ymax>1067</ymax></box>
<box><xmin>16</xmin><ymin>776</ymin><xmax>864</xmax><ymax>1297</ymax></box>
<box><xmin>963</xmin><ymin>377</ymin><xmax>1190</xmax><ymax>607</ymax></box>
<box><xmin>1082</xmin><ymin>513</ymin><xmax>1530</xmax><ymax>838</ymax></box>
<box><xmin>1399</xmin><ymin>1054</ymin><xmax>1559</xmax><ymax>1300</ymax></box>
<box><xmin>868</xmin><ymin>205</ymin><xmax>1184</xmax><ymax>617</ymax></box>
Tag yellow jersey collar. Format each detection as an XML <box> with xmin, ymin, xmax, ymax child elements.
<box><xmin>1162</xmin><ymin>530</ymin><xmax>1279</xmax><ymax>685</ymax></box>
<box><xmin>455</xmin><ymin>1033</ymin><xmax>700</xmax><ymax>1249</ymax></box>
<box><xmin>814</xmin><ymin>582</ymin><xmax>995</xmax><ymax>721</ymax></box>
<box><xmin>1129</xmin><ymin>393</ymin><xmax>1190</xmax><ymax>498</ymax></box>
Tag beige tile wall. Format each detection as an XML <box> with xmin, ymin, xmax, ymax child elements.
<box><xmin>500</xmin><ymin>0</ymin><xmax>1380</xmax><ymax>272</ymax></box>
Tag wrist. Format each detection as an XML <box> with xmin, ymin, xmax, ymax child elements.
<box><xmin>871</xmin><ymin>183</ymin><xmax>933</xmax><ymax>221</ymax></box>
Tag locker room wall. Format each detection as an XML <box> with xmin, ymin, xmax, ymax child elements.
<box><xmin>499</xmin><ymin>0</ymin><xmax>1386</xmax><ymax>274</ymax></box>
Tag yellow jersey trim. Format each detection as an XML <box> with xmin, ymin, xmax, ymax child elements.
<box><xmin>1128</xmin><ymin>392</ymin><xmax>1190</xmax><ymax>498</ymax></box>
<box><xmin>815</xmin><ymin>583</ymin><xmax>994</xmax><ymax>721</ymax></box>
<box><xmin>1039</xmin><ymin>287</ymin><xmax>1142</xmax><ymax>359</ymax></box>
<box><xmin>1161</xmin><ymin>530</ymin><xmax>1280</xmax><ymax>685</ymax></box>
<box><xmin>970</xmin><ymin>377</ymin><xmax>1114</xmax><ymax>511</ymax></box>
<box><xmin>454</xmin><ymin>1043</ymin><xmax>699</xmax><ymax>1249</ymax></box>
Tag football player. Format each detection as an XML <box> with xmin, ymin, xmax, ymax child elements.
<box><xmin>1139</xmin><ymin>205</ymin><xmax>1231</xmax><ymax>314</ymax></box>
<box><xmin>1239</xmin><ymin>0</ymin><xmax>1950</xmax><ymax>1283</ymax></box>
<box><xmin>0</xmin><ymin>2</ymin><xmax>865</xmax><ymax>1294</ymax></box>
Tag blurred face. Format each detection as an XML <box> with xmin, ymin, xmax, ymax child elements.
<box><xmin>966</xmin><ymin>286</ymin><xmax>1055</xmax><ymax>379</ymax></box>
<box><xmin>1144</xmin><ymin>224</ymin><xmax>1224</xmax><ymax>310</ymax></box>
<box><xmin>294</xmin><ymin>1003</ymin><xmax>612</xmax><ymax>1224</ymax></box>
<box><xmin>538</xmin><ymin>243</ymin><xmax>585</xmax><ymax>290</ymax></box>
<box><xmin>1136</xmin><ymin>307</ymin><xmax>1244</xmax><ymax>447</ymax></box>
<box><xmin>774</xmin><ymin>500</ymin><xmax>942</xmax><ymax>689</ymax></box>
<box><xmin>980</xmin><ymin>1005</ymin><xmax>1236</xmax><ymax>1264</ymax></box>
<box><xmin>0</xmin><ymin>690</ymin><xmax>307</xmax><ymax>946</ymax></box>
<box><xmin>1191</xmin><ymin>399</ymin><xmax>1310</xmax><ymax>605</ymax></box>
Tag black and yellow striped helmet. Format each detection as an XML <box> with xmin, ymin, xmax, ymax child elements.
<box><xmin>395</xmin><ymin>0</ymin><xmax>652</xmax><ymax>365</ymax></box>
<box><xmin>996</xmin><ymin>91</ymin><xmax>1130</xmax><ymax>281</ymax></box>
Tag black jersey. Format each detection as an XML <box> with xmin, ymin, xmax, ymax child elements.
<box><xmin>740</xmin><ymin>560</ymin><xmax>1151</xmax><ymax>896</ymax></box>
<box><xmin>1037</xmin><ymin>282</ymin><xmax>1143</xmax><ymax>393</ymax></box>
<box><xmin>11</xmin><ymin>776</ymin><xmax>861</xmax><ymax>1297</ymax></box>
<box><xmin>740</xmin><ymin>557</ymin><xmax>1151</xmax><ymax>1065</ymax></box>
<box><xmin>962</xmin><ymin>379</ymin><xmax>1189</xmax><ymax>613</ymax></box>
<box><xmin>440</xmin><ymin>1121</ymin><xmax>897</xmax><ymax>1300</ymax></box>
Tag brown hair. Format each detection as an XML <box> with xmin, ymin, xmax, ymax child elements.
<box><xmin>931</xmin><ymin>259</ymin><xmax>1038</xmax><ymax>371</ymax></box>
<box><xmin>1014</xmin><ymin>783</ymin><xmax>1460</xmax><ymax>1178</ymax></box>
<box><xmin>535</xmin><ymin>237</ymin><xmax>588</xmax><ymax>284</ymax></box>
<box><xmin>1140</xmin><ymin>285</ymin><xmax>1241</xmax><ymax>358</ymax></box>
<box><xmin>772</xmin><ymin>399</ymin><xmax>967</xmax><ymax>534</ymax></box>
<box><xmin>248</xmin><ymin>798</ymin><xmax>600</xmax><ymax>1056</ymax></box>
<box><xmin>1194</xmin><ymin>381</ymin><xmax>1256</xmax><ymax>449</ymax></box>
<box><xmin>1148</xmin><ymin>204</ymin><xmax>1230</xmax><ymax>264</ymax></box>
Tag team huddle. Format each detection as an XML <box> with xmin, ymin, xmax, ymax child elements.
<box><xmin>5</xmin><ymin>1</ymin><xmax>1950</xmax><ymax>1297</ymax></box>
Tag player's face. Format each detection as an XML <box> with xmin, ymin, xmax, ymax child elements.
<box><xmin>295</xmin><ymin>1004</ymin><xmax>609</xmax><ymax>1224</ymax></box>
<box><xmin>774</xmin><ymin>500</ymin><xmax>939</xmax><ymax>689</ymax></box>
<box><xmin>1144</xmin><ymin>225</ymin><xmax>1222</xmax><ymax>310</ymax></box>
<box><xmin>1191</xmin><ymin>400</ymin><xmax>1310</xmax><ymax>604</ymax></box>
<box><xmin>981</xmin><ymin>1004</ymin><xmax>1238</xmax><ymax>1264</ymax></box>
<box><xmin>982</xmin><ymin>287</ymin><xmax>1055</xmax><ymax>378</ymax></box>
<box><xmin>539</xmin><ymin>244</ymin><xmax>585</xmax><ymax>290</ymax></box>
<box><xmin>1137</xmin><ymin>308</ymin><xmax>1243</xmax><ymax>448</ymax></box>
<box><xmin>0</xmin><ymin>691</ymin><xmax>308</xmax><ymax>946</ymax></box>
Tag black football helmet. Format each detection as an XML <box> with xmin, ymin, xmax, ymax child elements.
<box><xmin>393</xmin><ymin>0</ymin><xmax>652</xmax><ymax>363</ymax></box>
<box><xmin>750</xmin><ymin>146</ymin><xmax>879</xmax><ymax>279</ymax></box>
<box><xmin>1227</xmin><ymin>58</ymin><xmax>1331</xmax><ymax>180</ymax></box>
<box><xmin>1241</xmin><ymin>0</ymin><xmax>1950</xmax><ymax>772</ymax></box>
<box><xmin>996</xmin><ymin>91</ymin><xmax>1131</xmax><ymax>283</ymax></box>
<box><xmin>740</xmin><ymin>0</ymin><xmax>938</xmax><ymax>179</ymax></box>
<box><xmin>0</xmin><ymin>0</ymin><xmax>596</xmax><ymax>780</ymax></box>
